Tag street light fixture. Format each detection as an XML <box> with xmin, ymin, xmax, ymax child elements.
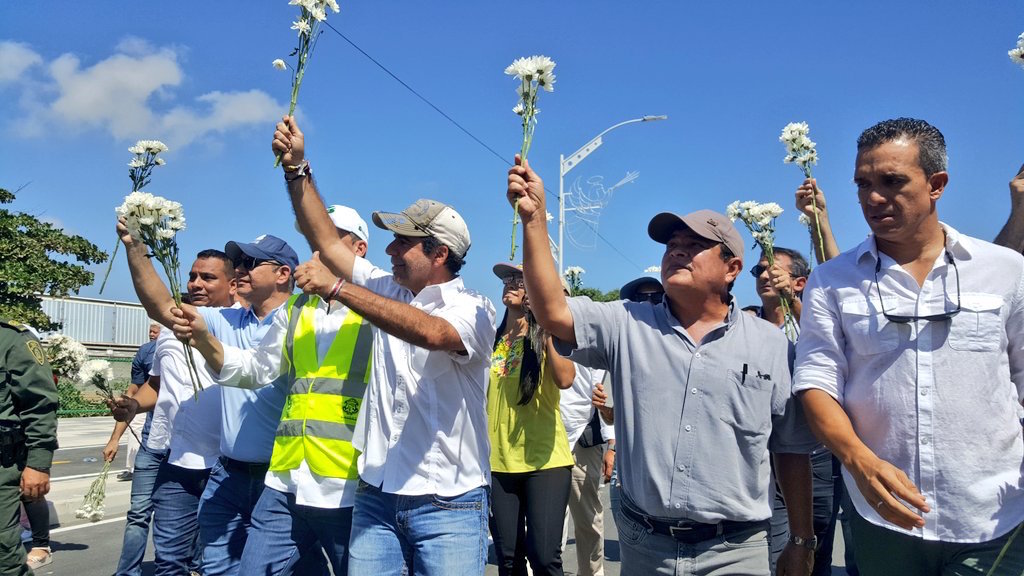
<box><xmin>556</xmin><ymin>115</ymin><xmax>667</xmax><ymax>276</ymax></box>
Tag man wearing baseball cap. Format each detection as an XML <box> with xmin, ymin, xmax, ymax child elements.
<box><xmin>507</xmin><ymin>157</ymin><xmax>816</xmax><ymax>576</ymax></box>
<box><xmin>172</xmin><ymin>207</ymin><xmax>373</xmax><ymax>575</ymax></box>
<box><xmin>271</xmin><ymin>116</ymin><xmax>496</xmax><ymax>576</ymax></box>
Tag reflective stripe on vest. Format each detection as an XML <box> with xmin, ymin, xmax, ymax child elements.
<box><xmin>268</xmin><ymin>293</ymin><xmax>373</xmax><ymax>478</ymax></box>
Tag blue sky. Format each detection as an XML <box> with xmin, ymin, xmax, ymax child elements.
<box><xmin>2</xmin><ymin>1</ymin><xmax>1022</xmax><ymax>309</ymax></box>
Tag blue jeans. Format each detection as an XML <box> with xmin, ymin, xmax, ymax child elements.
<box><xmin>114</xmin><ymin>445</ymin><xmax>167</xmax><ymax>576</ymax></box>
<box><xmin>239</xmin><ymin>486</ymin><xmax>347</xmax><ymax>575</ymax></box>
<box><xmin>348</xmin><ymin>480</ymin><xmax>489</xmax><ymax>576</ymax></box>
<box><xmin>151</xmin><ymin>462</ymin><xmax>210</xmax><ymax>576</ymax></box>
<box><xmin>198</xmin><ymin>459</ymin><xmax>328</xmax><ymax>576</ymax></box>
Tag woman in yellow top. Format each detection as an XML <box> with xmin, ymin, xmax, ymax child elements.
<box><xmin>488</xmin><ymin>263</ymin><xmax>576</xmax><ymax>576</ymax></box>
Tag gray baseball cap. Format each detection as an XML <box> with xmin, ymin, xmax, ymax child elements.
<box><xmin>647</xmin><ymin>209</ymin><xmax>744</xmax><ymax>258</ymax></box>
<box><xmin>372</xmin><ymin>199</ymin><xmax>471</xmax><ymax>258</ymax></box>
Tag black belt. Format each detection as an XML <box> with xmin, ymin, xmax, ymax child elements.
<box><xmin>219</xmin><ymin>456</ymin><xmax>270</xmax><ymax>476</ymax></box>
<box><xmin>620</xmin><ymin>501</ymin><xmax>768</xmax><ymax>544</ymax></box>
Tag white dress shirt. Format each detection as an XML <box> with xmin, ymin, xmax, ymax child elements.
<box><xmin>218</xmin><ymin>297</ymin><xmax>359</xmax><ymax>508</ymax></box>
<box><xmin>559</xmin><ymin>366</ymin><xmax>612</xmax><ymax>447</ymax></box>
<box><xmin>350</xmin><ymin>258</ymin><xmax>496</xmax><ymax>497</ymax></box>
<box><xmin>794</xmin><ymin>224</ymin><xmax>1024</xmax><ymax>543</ymax></box>
<box><xmin>150</xmin><ymin>329</ymin><xmax>223</xmax><ymax>470</ymax></box>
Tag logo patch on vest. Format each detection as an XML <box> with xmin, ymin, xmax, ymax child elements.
<box><xmin>343</xmin><ymin>398</ymin><xmax>361</xmax><ymax>417</ymax></box>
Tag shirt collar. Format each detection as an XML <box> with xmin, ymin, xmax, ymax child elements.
<box><xmin>412</xmin><ymin>275</ymin><xmax>465</xmax><ymax>306</ymax></box>
<box><xmin>855</xmin><ymin>221</ymin><xmax>970</xmax><ymax>266</ymax></box>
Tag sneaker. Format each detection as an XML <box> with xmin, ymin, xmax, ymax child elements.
<box><xmin>26</xmin><ymin>547</ymin><xmax>52</xmax><ymax>570</ymax></box>
<box><xmin>116</xmin><ymin>471</ymin><xmax>133</xmax><ymax>481</ymax></box>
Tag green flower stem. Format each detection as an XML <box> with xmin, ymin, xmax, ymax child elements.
<box><xmin>804</xmin><ymin>167</ymin><xmax>827</xmax><ymax>264</ymax></box>
<box><xmin>986</xmin><ymin>522</ymin><xmax>1023</xmax><ymax>576</ymax></box>
<box><xmin>98</xmin><ymin>239</ymin><xmax>120</xmax><ymax>294</ymax></box>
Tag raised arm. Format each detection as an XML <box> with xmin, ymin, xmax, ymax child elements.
<box><xmin>272</xmin><ymin>116</ymin><xmax>357</xmax><ymax>281</ymax></box>
<box><xmin>994</xmin><ymin>164</ymin><xmax>1024</xmax><ymax>253</ymax></box>
<box><xmin>294</xmin><ymin>254</ymin><xmax>467</xmax><ymax>352</ymax></box>
<box><xmin>507</xmin><ymin>156</ymin><xmax>576</xmax><ymax>345</ymax></box>
<box><xmin>118</xmin><ymin>219</ymin><xmax>179</xmax><ymax>328</ymax></box>
<box><xmin>795</xmin><ymin>178</ymin><xmax>841</xmax><ymax>264</ymax></box>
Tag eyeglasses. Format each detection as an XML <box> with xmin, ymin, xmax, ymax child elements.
<box><xmin>234</xmin><ymin>255</ymin><xmax>281</xmax><ymax>271</ymax></box>
<box><xmin>633</xmin><ymin>291</ymin><xmax>663</xmax><ymax>304</ymax></box>
<box><xmin>502</xmin><ymin>276</ymin><xmax>525</xmax><ymax>289</ymax></box>
<box><xmin>749</xmin><ymin>264</ymin><xmax>768</xmax><ymax>278</ymax></box>
<box><xmin>873</xmin><ymin>251</ymin><xmax>961</xmax><ymax>324</ymax></box>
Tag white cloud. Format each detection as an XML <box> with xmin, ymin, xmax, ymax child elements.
<box><xmin>0</xmin><ymin>41</ymin><xmax>43</xmax><ymax>83</ymax></box>
<box><xmin>3</xmin><ymin>38</ymin><xmax>283</xmax><ymax>147</ymax></box>
<box><xmin>644</xmin><ymin>265</ymin><xmax>661</xmax><ymax>273</ymax></box>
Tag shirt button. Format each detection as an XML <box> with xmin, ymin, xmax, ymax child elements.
<box><xmin>695</xmin><ymin>352</ymin><xmax>701</xmax><ymax>358</ymax></box>
<box><xmin>921</xmin><ymin>437</ymin><xmax>929</xmax><ymax>445</ymax></box>
<box><xmin>690</xmin><ymin>388</ymin><xmax>697</xmax><ymax>394</ymax></box>
<box><xmin>674</xmin><ymin>502</ymin><xmax>681</xmax><ymax>509</ymax></box>
<box><xmin>684</xmin><ymin>425</ymin><xmax>692</xmax><ymax>432</ymax></box>
<box><xmin>920</xmin><ymin>389</ymin><xmax>929</xmax><ymax>396</ymax></box>
<box><xmin>677</xmin><ymin>464</ymin><xmax>685</xmax><ymax>471</ymax></box>
<box><xmin>391</xmin><ymin>434</ymin><xmax>400</xmax><ymax>442</ymax></box>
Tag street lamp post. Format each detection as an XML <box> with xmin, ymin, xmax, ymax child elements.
<box><xmin>557</xmin><ymin>115</ymin><xmax>667</xmax><ymax>276</ymax></box>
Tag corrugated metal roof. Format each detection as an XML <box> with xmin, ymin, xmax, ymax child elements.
<box><xmin>40</xmin><ymin>295</ymin><xmax>151</xmax><ymax>346</ymax></box>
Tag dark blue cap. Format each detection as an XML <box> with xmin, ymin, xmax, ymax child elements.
<box><xmin>224</xmin><ymin>234</ymin><xmax>299</xmax><ymax>271</ymax></box>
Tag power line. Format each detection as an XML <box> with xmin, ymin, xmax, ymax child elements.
<box><xmin>321</xmin><ymin>23</ymin><xmax>643</xmax><ymax>272</ymax></box>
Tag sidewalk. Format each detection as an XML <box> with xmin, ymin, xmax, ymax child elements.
<box><xmin>49</xmin><ymin>417</ymin><xmax>132</xmax><ymax>529</ymax></box>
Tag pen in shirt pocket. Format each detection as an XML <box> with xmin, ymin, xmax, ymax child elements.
<box><xmin>741</xmin><ymin>363</ymin><xmax>748</xmax><ymax>384</ymax></box>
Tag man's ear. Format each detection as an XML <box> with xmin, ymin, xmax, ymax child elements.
<box><xmin>277</xmin><ymin>265</ymin><xmax>293</xmax><ymax>287</ymax></box>
<box><xmin>724</xmin><ymin>256</ymin><xmax>743</xmax><ymax>284</ymax></box>
<box><xmin>432</xmin><ymin>244</ymin><xmax>450</xmax><ymax>268</ymax></box>
<box><xmin>928</xmin><ymin>171</ymin><xmax>949</xmax><ymax>202</ymax></box>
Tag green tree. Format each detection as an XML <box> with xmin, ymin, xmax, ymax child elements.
<box><xmin>0</xmin><ymin>187</ymin><xmax>108</xmax><ymax>330</ymax></box>
<box><xmin>574</xmin><ymin>287</ymin><xmax>620</xmax><ymax>302</ymax></box>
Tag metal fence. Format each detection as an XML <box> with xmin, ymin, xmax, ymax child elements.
<box><xmin>40</xmin><ymin>295</ymin><xmax>150</xmax><ymax>347</ymax></box>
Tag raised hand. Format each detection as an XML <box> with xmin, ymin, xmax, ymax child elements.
<box><xmin>795</xmin><ymin>178</ymin><xmax>827</xmax><ymax>218</ymax></box>
<box><xmin>170</xmin><ymin>303</ymin><xmax>205</xmax><ymax>344</ymax></box>
<box><xmin>507</xmin><ymin>155</ymin><xmax>547</xmax><ymax>223</ymax></box>
<box><xmin>273</xmin><ymin>116</ymin><xmax>305</xmax><ymax>168</ymax></box>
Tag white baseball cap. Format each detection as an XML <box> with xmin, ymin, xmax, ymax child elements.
<box><xmin>294</xmin><ymin>204</ymin><xmax>369</xmax><ymax>243</ymax></box>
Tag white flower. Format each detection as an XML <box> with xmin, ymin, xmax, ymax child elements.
<box><xmin>537</xmin><ymin>73</ymin><xmax>556</xmax><ymax>93</ymax></box>
<box><xmin>545</xmin><ymin>211</ymin><xmax>554</xmax><ymax>222</ymax></box>
<box><xmin>323</xmin><ymin>0</ymin><xmax>340</xmax><ymax>13</ymax></box>
<box><xmin>128</xmin><ymin>158</ymin><xmax>145</xmax><ymax>168</ymax></box>
<box><xmin>504</xmin><ymin>57</ymin><xmax>534</xmax><ymax>78</ymax></box>
<box><xmin>725</xmin><ymin>201</ymin><xmax>740</xmax><ymax>221</ymax></box>
<box><xmin>512</xmin><ymin>102</ymin><xmax>525</xmax><ymax>116</ymax></box>
<box><xmin>145</xmin><ymin>140</ymin><xmax>168</xmax><ymax>154</ymax></box>
<box><xmin>292</xmin><ymin>18</ymin><xmax>311</xmax><ymax>35</ymax></box>
<box><xmin>529</xmin><ymin>55</ymin><xmax>556</xmax><ymax>77</ymax></box>
<box><xmin>308</xmin><ymin>5</ymin><xmax>326</xmax><ymax>21</ymax></box>
<box><xmin>272</xmin><ymin>59</ymin><xmax>287</xmax><ymax>70</ymax></box>
<box><xmin>798</xmin><ymin>213</ymin><xmax>812</xmax><ymax>226</ymax></box>
<box><xmin>565</xmin><ymin>266</ymin><xmax>585</xmax><ymax>276</ymax></box>
<box><xmin>78</xmin><ymin>359</ymin><xmax>113</xmax><ymax>385</ymax></box>
<box><xmin>644</xmin><ymin>265</ymin><xmax>661</xmax><ymax>273</ymax></box>
<box><xmin>1010</xmin><ymin>46</ymin><xmax>1024</xmax><ymax>69</ymax></box>
<box><xmin>155</xmin><ymin>158</ymin><xmax>166</xmax><ymax>166</ymax></box>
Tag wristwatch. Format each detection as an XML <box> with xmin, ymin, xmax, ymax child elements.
<box><xmin>789</xmin><ymin>534</ymin><xmax>818</xmax><ymax>550</ymax></box>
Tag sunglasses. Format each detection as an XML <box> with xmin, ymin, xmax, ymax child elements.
<box><xmin>234</xmin><ymin>255</ymin><xmax>281</xmax><ymax>271</ymax></box>
<box><xmin>502</xmin><ymin>276</ymin><xmax>525</xmax><ymax>289</ymax></box>
<box><xmin>873</xmin><ymin>251</ymin><xmax>961</xmax><ymax>324</ymax></box>
<box><xmin>749</xmin><ymin>264</ymin><xmax>768</xmax><ymax>278</ymax></box>
<box><xmin>632</xmin><ymin>291</ymin><xmax>663</xmax><ymax>304</ymax></box>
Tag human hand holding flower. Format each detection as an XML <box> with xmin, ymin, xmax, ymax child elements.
<box><xmin>795</xmin><ymin>178</ymin><xmax>828</xmax><ymax>218</ymax></box>
<box><xmin>507</xmin><ymin>155</ymin><xmax>547</xmax><ymax>224</ymax></box>
<box><xmin>273</xmin><ymin>116</ymin><xmax>306</xmax><ymax>169</ymax></box>
<box><xmin>767</xmin><ymin>263</ymin><xmax>796</xmax><ymax>301</ymax></box>
<box><xmin>170</xmin><ymin>303</ymin><xmax>207</xmax><ymax>345</ymax></box>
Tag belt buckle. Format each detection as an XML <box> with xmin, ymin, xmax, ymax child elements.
<box><xmin>669</xmin><ymin>524</ymin><xmax>693</xmax><ymax>538</ymax></box>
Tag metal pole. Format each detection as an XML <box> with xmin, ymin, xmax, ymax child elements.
<box><xmin>555</xmin><ymin>115</ymin><xmax>666</xmax><ymax>278</ymax></box>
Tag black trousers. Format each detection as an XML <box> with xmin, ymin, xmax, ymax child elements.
<box><xmin>489</xmin><ymin>466</ymin><xmax>573</xmax><ymax>576</ymax></box>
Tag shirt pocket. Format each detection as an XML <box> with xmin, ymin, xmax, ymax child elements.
<box><xmin>840</xmin><ymin>297</ymin><xmax>899</xmax><ymax>356</ymax></box>
<box><xmin>947</xmin><ymin>293</ymin><xmax>1004</xmax><ymax>352</ymax></box>
<box><xmin>718</xmin><ymin>368</ymin><xmax>773</xmax><ymax>437</ymax></box>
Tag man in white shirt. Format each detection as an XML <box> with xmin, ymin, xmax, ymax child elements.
<box><xmin>272</xmin><ymin>116</ymin><xmax>496</xmax><ymax>576</ymax></box>
<box><xmin>172</xmin><ymin>206</ymin><xmax>372</xmax><ymax>575</ymax></box>
<box><xmin>794</xmin><ymin>118</ymin><xmax>1024</xmax><ymax>575</ymax></box>
<box><xmin>112</xmin><ymin>248</ymin><xmax>234</xmax><ymax>576</ymax></box>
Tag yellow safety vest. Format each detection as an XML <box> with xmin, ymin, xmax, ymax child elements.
<box><xmin>268</xmin><ymin>293</ymin><xmax>373</xmax><ymax>478</ymax></box>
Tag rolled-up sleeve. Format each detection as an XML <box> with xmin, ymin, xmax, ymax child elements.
<box><xmin>436</xmin><ymin>293</ymin><xmax>496</xmax><ymax>366</ymax></box>
<box><xmin>552</xmin><ymin>297</ymin><xmax>620</xmax><ymax>371</ymax></box>
<box><xmin>216</xmin><ymin>310</ymin><xmax>288</xmax><ymax>389</ymax></box>
<box><xmin>793</xmin><ymin>271</ymin><xmax>848</xmax><ymax>401</ymax></box>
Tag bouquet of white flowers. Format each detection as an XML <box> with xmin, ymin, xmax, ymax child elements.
<box><xmin>506</xmin><ymin>55</ymin><xmax>556</xmax><ymax>260</ymax></box>
<box><xmin>45</xmin><ymin>334</ymin><xmax>88</xmax><ymax>380</ymax></box>
<box><xmin>780</xmin><ymin>122</ymin><xmax>827</xmax><ymax>264</ymax></box>
<box><xmin>75</xmin><ymin>460</ymin><xmax>111</xmax><ymax>522</ymax></box>
<box><xmin>726</xmin><ymin>200</ymin><xmax>797</xmax><ymax>340</ymax></box>
<box><xmin>272</xmin><ymin>0</ymin><xmax>341</xmax><ymax>167</ymax></box>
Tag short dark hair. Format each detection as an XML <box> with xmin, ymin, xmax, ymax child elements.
<box><xmin>857</xmin><ymin>118</ymin><xmax>947</xmax><ymax>177</ymax></box>
<box><xmin>196</xmin><ymin>249</ymin><xmax>234</xmax><ymax>277</ymax></box>
<box><xmin>772</xmin><ymin>247</ymin><xmax>810</xmax><ymax>280</ymax></box>
<box><xmin>421</xmin><ymin>236</ymin><xmax>465</xmax><ymax>276</ymax></box>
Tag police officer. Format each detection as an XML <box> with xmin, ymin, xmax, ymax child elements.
<box><xmin>0</xmin><ymin>320</ymin><xmax>58</xmax><ymax>575</ymax></box>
